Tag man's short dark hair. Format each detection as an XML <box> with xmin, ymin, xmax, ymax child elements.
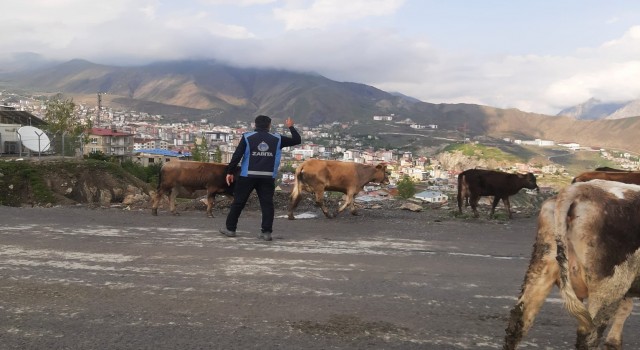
<box><xmin>255</xmin><ymin>115</ymin><xmax>271</xmax><ymax>129</ymax></box>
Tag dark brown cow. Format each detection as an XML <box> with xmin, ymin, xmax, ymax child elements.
<box><xmin>151</xmin><ymin>161</ymin><xmax>238</xmax><ymax>217</ymax></box>
<box><xmin>572</xmin><ymin>170</ymin><xmax>640</xmax><ymax>185</ymax></box>
<box><xmin>594</xmin><ymin>166</ymin><xmax>629</xmax><ymax>172</ymax></box>
<box><xmin>287</xmin><ymin>159</ymin><xmax>389</xmax><ymax>219</ymax></box>
<box><xmin>504</xmin><ymin>179</ymin><xmax>640</xmax><ymax>349</ymax></box>
<box><xmin>457</xmin><ymin>169</ymin><xmax>538</xmax><ymax>218</ymax></box>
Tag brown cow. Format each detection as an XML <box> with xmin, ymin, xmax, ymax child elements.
<box><xmin>151</xmin><ymin>161</ymin><xmax>238</xmax><ymax>217</ymax></box>
<box><xmin>594</xmin><ymin>166</ymin><xmax>629</xmax><ymax>172</ymax></box>
<box><xmin>457</xmin><ymin>169</ymin><xmax>538</xmax><ymax>218</ymax></box>
<box><xmin>287</xmin><ymin>159</ymin><xmax>389</xmax><ymax>219</ymax></box>
<box><xmin>572</xmin><ymin>170</ymin><xmax>640</xmax><ymax>185</ymax></box>
<box><xmin>504</xmin><ymin>179</ymin><xmax>640</xmax><ymax>349</ymax></box>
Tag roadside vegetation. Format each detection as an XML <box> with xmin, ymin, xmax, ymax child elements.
<box><xmin>0</xmin><ymin>157</ymin><xmax>157</xmax><ymax>207</ymax></box>
<box><xmin>0</xmin><ymin>161</ymin><xmax>55</xmax><ymax>206</ymax></box>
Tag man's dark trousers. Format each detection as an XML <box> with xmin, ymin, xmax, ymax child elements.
<box><xmin>225</xmin><ymin>176</ymin><xmax>275</xmax><ymax>233</ymax></box>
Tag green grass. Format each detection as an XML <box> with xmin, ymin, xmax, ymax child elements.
<box><xmin>549</xmin><ymin>150</ymin><xmax>617</xmax><ymax>176</ymax></box>
<box><xmin>442</xmin><ymin>143</ymin><xmax>522</xmax><ymax>163</ymax></box>
<box><xmin>0</xmin><ymin>158</ymin><xmax>156</xmax><ymax>208</ymax></box>
<box><xmin>0</xmin><ymin>161</ymin><xmax>56</xmax><ymax>206</ymax></box>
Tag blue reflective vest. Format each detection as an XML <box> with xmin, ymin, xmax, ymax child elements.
<box><xmin>239</xmin><ymin>131</ymin><xmax>282</xmax><ymax>178</ymax></box>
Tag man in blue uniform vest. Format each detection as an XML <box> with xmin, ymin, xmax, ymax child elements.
<box><xmin>219</xmin><ymin>115</ymin><xmax>301</xmax><ymax>241</ymax></box>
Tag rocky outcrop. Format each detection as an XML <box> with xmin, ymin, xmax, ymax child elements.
<box><xmin>1</xmin><ymin>159</ymin><xmax>153</xmax><ymax>207</ymax></box>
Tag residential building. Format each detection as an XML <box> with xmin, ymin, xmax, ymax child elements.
<box><xmin>292</xmin><ymin>148</ymin><xmax>314</xmax><ymax>160</ymax></box>
<box><xmin>85</xmin><ymin>127</ymin><xmax>134</xmax><ymax>160</ymax></box>
<box><xmin>414</xmin><ymin>190</ymin><xmax>448</xmax><ymax>203</ymax></box>
<box><xmin>134</xmin><ymin>137</ymin><xmax>169</xmax><ymax>150</ymax></box>
<box><xmin>133</xmin><ymin>149</ymin><xmax>190</xmax><ymax>167</ymax></box>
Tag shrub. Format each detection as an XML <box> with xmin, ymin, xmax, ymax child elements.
<box><xmin>396</xmin><ymin>176</ymin><xmax>416</xmax><ymax>199</ymax></box>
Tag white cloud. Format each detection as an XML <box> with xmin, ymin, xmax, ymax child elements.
<box><xmin>201</xmin><ymin>0</ymin><xmax>277</xmax><ymax>5</ymax></box>
<box><xmin>540</xmin><ymin>25</ymin><xmax>640</xmax><ymax>110</ymax></box>
<box><xmin>1</xmin><ymin>1</ymin><xmax>639</xmax><ymax>116</ymax></box>
<box><xmin>273</xmin><ymin>0</ymin><xmax>405</xmax><ymax>30</ymax></box>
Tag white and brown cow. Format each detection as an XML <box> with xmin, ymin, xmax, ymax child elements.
<box><xmin>151</xmin><ymin>161</ymin><xmax>238</xmax><ymax>217</ymax></box>
<box><xmin>457</xmin><ymin>169</ymin><xmax>539</xmax><ymax>219</ymax></box>
<box><xmin>287</xmin><ymin>159</ymin><xmax>389</xmax><ymax>219</ymax></box>
<box><xmin>504</xmin><ymin>179</ymin><xmax>640</xmax><ymax>349</ymax></box>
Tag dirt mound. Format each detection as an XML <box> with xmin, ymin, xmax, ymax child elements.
<box><xmin>0</xmin><ymin>159</ymin><xmax>152</xmax><ymax>207</ymax></box>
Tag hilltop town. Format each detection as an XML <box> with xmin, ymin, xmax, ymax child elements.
<box><xmin>1</xmin><ymin>90</ymin><xmax>639</xmax><ymax>206</ymax></box>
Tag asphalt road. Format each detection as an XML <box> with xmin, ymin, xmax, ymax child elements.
<box><xmin>1</xmin><ymin>205</ymin><xmax>639</xmax><ymax>349</ymax></box>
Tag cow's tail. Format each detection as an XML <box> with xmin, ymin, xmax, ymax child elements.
<box><xmin>157</xmin><ymin>165</ymin><xmax>164</xmax><ymax>190</ymax></box>
<box><xmin>291</xmin><ymin>163</ymin><xmax>305</xmax><ymax>199</ymax></box>
<box><xmin>554</xmin><ymin>186</ymin><xmax>594</xmax><ymax>331</ymax></box>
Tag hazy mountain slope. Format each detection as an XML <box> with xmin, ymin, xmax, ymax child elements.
<box><xmin>557</xmin><ymin>98</ymin><xmax>626</xmax><ymax>120</ymax></box>
<box><xmin>557</xmin><ymin>97</ymin><xmax>640</xmax><ymax>120</ymax></box>
<box><xmin>606</xmin><ymin>99</ymin><xmax>640</xmax><ymax>120</ymax></box>
<box><xmin>4</xmin><ymin>59</ymin><xmax>640</xmax><ymax>151</ymax></box>
<box><xmin>5</xmin><ymin>59</ymin><xmax>402</xmax><ymax>125</ymax></box>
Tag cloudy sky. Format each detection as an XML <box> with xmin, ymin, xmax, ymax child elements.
<box><xmin>2</xmin><ymin>0</ymin><xmax>640</xmax><ymax>115</ymax></box>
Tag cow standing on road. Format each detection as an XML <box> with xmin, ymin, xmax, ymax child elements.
<box><xmin>151</xmin><ymin>161</ymin><xmax>238</xmax><ymax>217</ymax></box>
<box><xmin>457</xmin><ymin>169</ymin><xmax>538</xmax><ymax>219</ymax></box>
<box><xmin>504</xmin><ymin>179</ymin><xmax>640</xmax><ymax>349</ymax></box>
<box><xmin>287</xmin><ymin>159</ymin><xmax>389</xmax><ymax>219</ymax></box>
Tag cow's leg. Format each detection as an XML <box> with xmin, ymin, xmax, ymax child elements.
<box><xmin>489</xmin><ymin>196</ymin><xmax>501</xmax><ymax>218</ymax></box>
<box><xmin>206</xmin><ymin>192</ymin><xmax>215</xmax><ymax>218</ymax></box>
<box><xmin>151</xmin><ymin>190</ymin><xmax>161</xmax><ymax>216</ymax></box>
<box><xmin>502</xmin><ymin>196</ymin><xmax>512</xmax><ymax>219</ymax></box>
<box><xmin>603</xmin><ymin>298</ymin><xmax>633</xmax><ymax>350</ymax></box>
<box><xmin>576</xmin><ymin>299</ymin><xmax>617</xmax><ymax>350</ymax></box>
<box><xmin>168</xmin><ymin>189</ymin><xmax>179</xmax><ymax>215</ymax></box>
<box><xmin>579</xmin><ymin>278</ymin><xmax>634</xmax><ymax>350</ymax></box>
<box><xmin>469</xmin><ymin>194</ymin><xmax>481</xmax><ymax>218</ymax></box>
<box><xmin>503</xmin><ymin>250</ymin><xmax>559</xmax><ymax>349</ymax></box>
<box><xmin>151</xmin><ymin>188</ymin><xmax>166</xmax><ymax>216</ymax></box>
<box><xmin>348</xmin><ymin>193</ymin><xmax>359</xmax><ymax>216</ymax></box>
<box><xmin>336</xmin><ymin>192</ymin><xmax>357</xmax><ymax>216</ymax></box>
<box><xmin>313</xmin><ymin>189</ymin><xmax>332</xmax><ymax>218</ymax></box>
<box><xmin>504</xmin><ymin>198</ymin><xmax>558</xmax><ymax>350</ymax></box>
<box><xmin>504</xmin><ymin>246</ymin><xmax>558</xmax><ymax>349</ymax></box>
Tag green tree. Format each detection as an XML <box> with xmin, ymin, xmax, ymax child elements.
<box><xmin>279</xmin><ymin>161</ymin><xmax>295</xmax><ymax>173</ymax></box>
<box><xmin>396</xmin><ymin>176</ymin><xmax>416</xmax><ymax>199</ymax></box>
<box><xmin>44</xmin><ymin>95</ymin><xmax>89</xmax><ymax>136</ymax></box>
<box><xmin>212</xmin><ymin>145</ymin><xmax>222</xmax><ymax>163</ymax></box>
<box><xmin>191</xmin><ymin>136</ymin><xmax>210</xmax><ymax>162</ymax></box>
<box><xmin>43</xmin><ymin>94</ymin><xmax>91</xmax><ymax>155</ymax></box>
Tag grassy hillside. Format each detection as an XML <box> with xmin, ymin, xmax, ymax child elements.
<box><xmin>442</xmin><ymin>143</ymin><xmax>522</xmax><ymax>163</ymax></box>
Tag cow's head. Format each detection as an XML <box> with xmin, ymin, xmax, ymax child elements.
<box><xmin>375</xmin><ymin>163</ymin><xmax>390</xmax><ymax>185</ymax></box>
<box><xmin>522</xmin><ymin>172</ymin><xmax>539</xmax><ymax>192</ymax></box>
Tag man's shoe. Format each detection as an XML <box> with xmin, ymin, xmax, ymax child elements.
<box><xmin>259</xmin><ymin>231</ymin><xmax>272</xmax><ymax>241</ymax></box>
<box><xmin>219</xmin><ymin>228</ymin><xmax>236</xmax><ymax>237</ymax></box>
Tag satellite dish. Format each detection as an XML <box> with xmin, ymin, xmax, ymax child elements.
<box><xmin>17</xmin><ymin>126</ymin><xmax>51</xmax><ymax>152</ymax></box>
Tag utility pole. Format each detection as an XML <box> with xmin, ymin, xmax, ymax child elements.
<box><xmin>97</xmin><ymin>93</ymin><xmax>102</xmax><ymax>126</ymax></box>
<box><xmin>458</xmin><ymin>122</ymin><xmax>469</xmax><ymax>143</ymax></box>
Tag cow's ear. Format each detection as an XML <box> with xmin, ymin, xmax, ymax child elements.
<box><xmin>376</xmin><ymin>164</ymin><xmax>384</xmax><ymax>169</ymax></box>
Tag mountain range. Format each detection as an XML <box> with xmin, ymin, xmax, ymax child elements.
<box><xmin>1</xmin><ymin>59</ymin><xmax>639</xmax><ymax>152</ymax></box>
<box><xmin>557</xmin><ymin>98</ymin><xmax>640</xmax><ymax>120</ymax></box>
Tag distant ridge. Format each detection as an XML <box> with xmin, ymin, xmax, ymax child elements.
<box><xmin>3</xmin><ymin>59</ymin><xmax>640</xmax><ymax>151</ymax></box>
<box><xmin>558</xmin><ymin>97</ymin><xmax>639</xmax><ymax>120</ymax></box>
